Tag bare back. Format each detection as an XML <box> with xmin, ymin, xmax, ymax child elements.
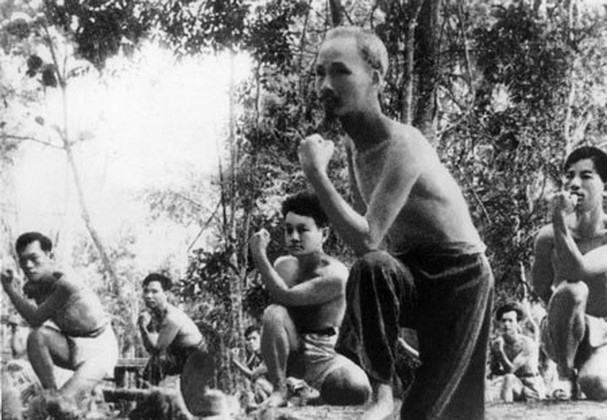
<box><xmin>49</xmin><ymin>275</ymin><xmax>109</xmax><ymax>336</ymax></box>
<box><xmin>163</xmin><ymin>305</ymin><xmax>203</xmax><ymax>349</ymax></box>
<box><xmin>350</xmin><ymin>121</ymin><xmax>483</xmax><ymax>254</ymax></box>
<box><xmin>275</xmin><ymin>255</ymin><xmax>347</xmax><ymax>332</ymax></box>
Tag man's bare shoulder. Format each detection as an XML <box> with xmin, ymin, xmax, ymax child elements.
<box><xmin>319</xmin><ymin>255</ymin><xmax>348</xmax><ymax>282</ymax></box>
<box><xmin>535</xmin><ymin>224</ymin><xmax>555</xmax><ymax>246</ymax></box>
<box><xmin>274</xmin><ymin>255</ymin><xmax>298</xmax><ymax>271</ymax></box>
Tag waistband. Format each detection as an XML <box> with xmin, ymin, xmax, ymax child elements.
<box><xmin>299</xmin><ymin>327</ymin><xmax>337</xmax><ymax>337</ymax></box>
<box><xmin>393</xmin><ymin>240</ymin><xmax>487</xmax><ymax>259</ymax></box>
<box><xmin>68</xmin><ymin>322</ymin><xmax>109</xmax><ymax>338</ymax></box>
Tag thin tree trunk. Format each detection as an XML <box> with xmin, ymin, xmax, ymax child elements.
<box><xmin>413</xmin><ymin>0</ymin><xmax>441</xmax><ymax>144</ymax></box>
<box><xmin>403</xmin><ymin>0</ymin><xmax>424</xmax><ymax>124</ymax></box>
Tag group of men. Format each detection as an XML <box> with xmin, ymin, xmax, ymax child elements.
<box><xmin>3</xmin><ymin>25</ymin><xmax>607</xmax><ymax>420</ymax></box>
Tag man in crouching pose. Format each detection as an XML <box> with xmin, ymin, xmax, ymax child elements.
<box><xmin>1</xmin><ymin>232</ymin><xmax>118</xmax><ymax>402</ymax></box>
<box><xmin>250</xmin><ymin>191</ymin><xmax>371</xmax><ymax>407</ymax></box>
<box><xmin>532</xmin><ymin>146</ymin><xmax>607</xmax><ymax>401</ymax></box>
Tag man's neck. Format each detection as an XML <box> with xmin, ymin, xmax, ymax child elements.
<box><xmin>339</xmin><ymin>109</ymin><xmax>391</xmax><ymax>151</ymax></box>
<box><xmin>151</xmin><ymin>303</ymin><xmax>169</xmax><ymax>320</ymax></box>
<box><xmin>571</xmin><ymin>207</ymin><xmax>606</xmax><ymax>238</ymax></box>
<box><xmin>503</xmin><ymin>332</ymin><xmax>519</xmax><ymax>344</ymax></box>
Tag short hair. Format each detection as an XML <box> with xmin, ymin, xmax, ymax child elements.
<box><xmin>244</xmin><ymin>325</ymin><xmax>260</xmax><ymax>338</ymax></box>
<box><xmin>564</xmin><ymin>146</ymin><xmax>607</xmax><ymax>182</ymax></box>
<box><xmin>281</xmin><ymin>191</ymin><xmax>329</xmax><ymax>228</ymax></box>
<box><xmin>15</xmin><ymin>232</ymin><xmax>53</xmax><ymax>255</ymax></box>
<box><xmin>495</xmin><ymin>302</ymin><xmax>524</xmax><ymax>322</ymax></box>
<box><xmin>142</xmin><ymin>273</ymin><xmax>172</xmax><ymax>291</ymax></box>
<box><xmin>324</xmin><ymin>26</ymin><xmax>389</xmax><ymax>78</ymax></box>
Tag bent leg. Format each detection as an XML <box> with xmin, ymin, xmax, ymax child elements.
<box><xmin>499</xmin><ymin>374</ymin><xmax>522</xmax><ymax>402</ymax></box>
<box><xmin>578</xmin><ymin>346</ymin><xmax>607</xmax><ymax>401</ymax></box>
<box><xmin>261</xmin><ymin>304</ymin><xmax>300</xmax><ymax>407</ymax></box>
<box><xmin>547</xmin><ymin>282</ymin><xmax>588</xmax><ymax>377</ymax></box>
<box><xmin>319</xmin><ymin>355</ymin><xmax>371</xmax><ymax>405</ymax></box>
<box><xmin>336</xmin><ymin>251</ymin><xmax>416</xmax><ymax>420</ymax></box>
<box><xmin>27</xmin><ymin>327</ymin><xmax>71</xmax><ymax>391</ymax></box>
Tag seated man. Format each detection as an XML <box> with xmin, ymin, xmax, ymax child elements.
<box><xmin>1</xmin><ymin>232</ymin><xmax>118</xmax><ymax>402</ymax></box>
<box><xmin>532</xmin><ymin>146</ymin><xmax>607</xmax><ymax>401</ymax></box>
<box><xmin>138</xmin><ymin>273</ymin><xmax>203</xmax><ymax>385</ymax></box>
<box><xmin>489</xmin><ymin>302</ymin><xmax>545</xmax><ymax>402</ymax></box>
<box><xmin>250</xmin><ymin>191</ymin><xmax>371</xmax><ymax>407</ymax></box>
<box><xmin>231</xmin><ymin>325</ymin><xmax>273</xmax><ymax>404</ymax></box>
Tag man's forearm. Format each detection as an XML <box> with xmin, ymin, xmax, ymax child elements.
<box><xmin>139</xmin><ymin>325</ymin><xmax>157</xmax><ymax>352</ymax></box>
<box><xmin>306</xmin><ymin>171</ymin><xmax>372</xmax><ymax>255</ymax></box>
<box><xmin>252</xmin><ymin>252</ymin><xmax>289</xmax><ymax>301</ymax></box>
<box><xmin>553</xmin><ymin>218</ymin><xmax>585</xmax><ymax>279</ymax></box>
<box><xmin>4</xmin><ymin>287</ymin><xmax>39</xmax><ymax>326</ymax></box>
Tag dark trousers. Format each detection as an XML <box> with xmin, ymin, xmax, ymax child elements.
<box><xmin>336</xmin><ymin>250</ymin><xmax>494</xmax><ymax>420</ymax></box>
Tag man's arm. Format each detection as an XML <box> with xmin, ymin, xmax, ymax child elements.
<box><xmin>552</xmin><ymin>193</ymin><xmax>607</xmax><ymax>279</ymax></box>
<box><xmin>531</xmin><ymin>227</ymin><xmax>555</xmax><ymax>304</ymax></box>
<box><xmin>299</xmin><ymin>133</ymin><xmax>423</xmax><ymax>255</ymax></box>
<box><xmin>139</xmin><ymin>312</ymin><xmax>181</xmax><ymax>353</ymax></box>
<box><xmin>250</xmin><ymin>230</ymin><xmax>346</xmax><ymax>306</ymax></box>
<box><xmin>1</xmin><ymin>270</ymin><xmax>69</xmax><ymax>327</ymax></box>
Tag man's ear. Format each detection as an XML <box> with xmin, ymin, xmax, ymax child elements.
<box><xmin>372</xmin><ymin>69</ymin><xmax>384</xmax><ymax>89</ymax></box>
<box><xmin>321</xmin><ymin>226</ymin><xmax>330</xmax><ymax>243</ymax></box>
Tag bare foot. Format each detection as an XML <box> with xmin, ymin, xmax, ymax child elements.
<box><xmin>262</xmin><ymin>390</ymin><xmax>288</xmax><ymax>408</ymax></box>
<box><xmin>361</xmin><ymin>382</ymin><xmax>393</xmax><ymax>420</ymax></box>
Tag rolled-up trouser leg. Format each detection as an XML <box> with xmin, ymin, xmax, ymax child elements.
<box><xmin>336</xmin><ymin>250</ymin><xmax>417</xmax><ymax>383</ymax></box>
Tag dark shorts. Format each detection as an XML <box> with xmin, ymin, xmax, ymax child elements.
<box><xmin>337</xmin><ymin>249</ymin><xmax>494</xmax><ymax>420</ymax></box>
<box><xmin>143</xmin><ymin>343</ymin><xmax>200</xmax><ymax>385</ymax></box>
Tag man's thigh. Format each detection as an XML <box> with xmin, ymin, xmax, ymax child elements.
<box><xmin>29</xmin><ymin>326</ymin><xmax>72</xmax><ymax>369</ymax></box>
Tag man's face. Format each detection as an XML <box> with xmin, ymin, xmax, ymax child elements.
<box><xmin>245</xmin><ymin>331</ymin><xmax>260</xmax><ymax>353</ymax></box>
<box><xmin>499</xmin><ymin>311</ymin><xmax>519</xmax><ymax>337</ymax></box>
<box><xmin>284</xmin><ymin>212</ymin><xmax>327</xmax><ymax>257</ymax></box>
<box><xmin>18</xmin><ymin>240</ymin><xmax>54</xmax><ymax>282</ymax></box>
<box><xmin>143</xmin><ymin>280</ymin><xmax>168</xmax><ymax>310</ymax></box>
<box><xmin>564</xmin><ymin>158</ymin><xmax>605</xmax><ymax>212</ymax></box>
<box><xmin>315</xmin><ymin>36</ymin><xmax>377</xmax><ymax>118</ymax></box>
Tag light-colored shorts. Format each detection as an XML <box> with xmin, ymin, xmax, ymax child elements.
<box><xmin>298</xmin><ymin>332</ymin><xmax>362</xmax><ymax>390</ymax></box>
<box><xmin>540</xmin><ymin>314</ymin><xmax>607</xmax><ymax>366</ymax></box>
<box><xmin>67</xmin><ymin>326</ymin><xmax>119</xmax><ymax>377</ymax></box>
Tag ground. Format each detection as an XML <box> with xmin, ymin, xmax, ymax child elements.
<box><xmin>258</xmin><ymin>401</ymin><xmax>607</xmax><ymax>420</ymax></box>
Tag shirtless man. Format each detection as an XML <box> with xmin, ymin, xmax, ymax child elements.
<box><xmin>532</xmin><ymin>146</ymin><xmax>607</xmax><ymax>401</ymax></box>
<box><xmin>1</xmin><ymin>232</ymin><xmax>118</xmax><ymax>401</ymax></box>
<box><xmin>297</xmin><ymin>26</ymin><xmax>494</xmax><ymax>419</ymax></box>
<box><xmin>138</xmin><ymin>273</ymin><xmax>203</xmax><ymax>385</ymax></box>
<box><xmin>489</xmin><ymin>302</ymin><xmax>545</xmax><ymax>402</ymax></box>
<box><xmin>250</xmin><ymin>191</ymin><xmax>371</xmax><ymax>407</ymax></box>
<box><xmin>231</xmin><ymin>326</ymin><xmax>273</xmax><ymax>404</ymax></box>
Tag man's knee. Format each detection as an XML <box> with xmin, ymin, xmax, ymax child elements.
<box><xmin>27</xmin><ymin>327</ymin><xmax>50</xmax><ymax>350</ymax></box>
<box><xmin>262</xmin><ymin>304</ymin><xmax>291</xmax><ymax>331</ymax></box>
<box><xmin>320</xmin><ymin>365</ymin><xmax>371</xmax><ymax>405</ymax></box>
<box><xmin>551</xmin><ymin>281</ymin><xmax>589</xmax><ymax>308</ymax></box>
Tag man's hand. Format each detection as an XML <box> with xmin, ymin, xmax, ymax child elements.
<box><xmin>298</xmin><ymin>134</ymin><xmax>334</xmax><ymax>177</ymax></box>
<box><xmin>553</xmin><ymin>191</ymin><xmax>578</xmax><ymax>215</ymax></box>
<box><xmin>492</xmin><ymin>336</ymin><xmax>505</xmax><ymax>353</ymax></box>
<box><xmin>138</xmin><ymin>311</ymin><xmax>151</xmax><ymax>328</ymax></box>
<box><xmin>250</xmin><ymin>229</ymin><xmax>271</xmax><ymax>257</ymax></box>
<box><xmin>1</xmin><ymin>269</ymin><xmax>15</xmax><ymax>292</ymax></box>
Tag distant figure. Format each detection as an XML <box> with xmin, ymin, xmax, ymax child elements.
<box><xmin>7</xmin><ymin>314</ymin><xmax>28</xmax><ymax>359</ymax></box>
<box><xmin>138</xmin><ymin>273</ymin><xmax>203</xmax><ymax>385</ymax></box>
<box><xmin>250</xmin><ymin>191</ymin><xmax>371</xmax><ymax>407</ymax></box>
<box><xmin>231</xmin><ymin>325</ymin><xmax>273</xmax><ymax>404</ymax></box>
<box><xmin>489</xmin><ymin>302</ymin><xmax>545</xmax><ymax>402</ymax></box>
<box><xmin>1</xmin><ymin>232</ymin><xmax>118</xmax><ymax>403</ymax></box>
<box><xmin>532</xmin><ymin>146</ymin><xmax>607</xmax><ymax>401</ymax></box>
<box><xmin>298</xmin><ymin>26</ymin><xmax>493</xmax><ymax>420</ymax></box>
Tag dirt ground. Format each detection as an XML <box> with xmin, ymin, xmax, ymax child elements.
<box><xmin>259</xmin><ymin>400</ymin><xmax>607</xmax><ymax>420</ymax></box>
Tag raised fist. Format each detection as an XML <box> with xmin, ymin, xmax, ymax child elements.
<box><xmin>250</xmin><ymin>229</ymin><xmax>271</xmax><ymax>255</ymax></box>
<box><xmin>298</xmin><ymin>134</ymin><xmax>334</xmax><ymax>176</ymax></box>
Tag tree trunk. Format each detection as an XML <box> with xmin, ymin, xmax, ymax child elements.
<box><xmin>413</xmin><ymin>0</ymin><xmax>442</xmax><ymax>145</ymax></box>
<box><xmin>328</xmin><ymin>0</ymin><xmax>343</xmax><ymax>26</ymax></box>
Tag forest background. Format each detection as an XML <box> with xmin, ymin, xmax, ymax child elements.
<box><xmin>1</xmin><ymin>0</ymin><xmax>607</xmax><ymax>392</ymax></box>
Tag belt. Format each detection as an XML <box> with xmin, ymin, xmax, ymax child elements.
<box><xmin>300</xmin><ymin>327</ymin><xmax>337</xmax><ymax>337</ymax></box>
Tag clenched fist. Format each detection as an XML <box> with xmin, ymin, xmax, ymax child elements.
<box><xmin>1</xmin><ymin>269</ymin><xmax>15</xmax><ymax>292</ymax></box>
<box><xmin>298</xmin><ymin>134</ymin><xmax>334</xmax><ymax>177</ymax></box>
<box><xmin>250</xmin><ymin>229</ymin><xmax>271</xmax><ymax>256</ymax></box>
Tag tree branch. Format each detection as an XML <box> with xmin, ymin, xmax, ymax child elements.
<box><xmin>2</xmin><ymin>134</ymin><xmax>62</xmax><ymax>149</ymax></box>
